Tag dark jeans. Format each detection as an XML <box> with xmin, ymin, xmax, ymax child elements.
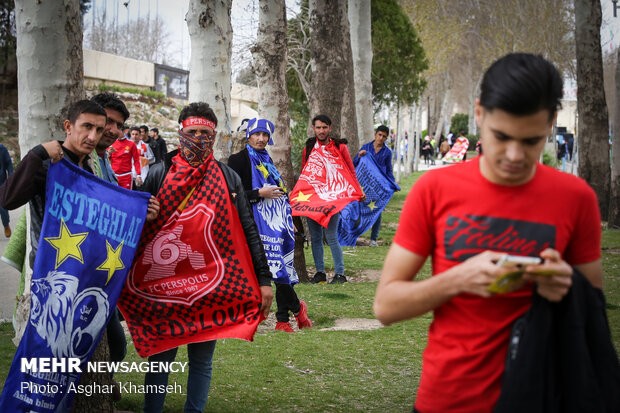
<box><xmin>144</xmin><ymin>341</ymin><xmax>216</xmax><ymax>413</ymax></box>
<box><xmin>0</xmin><ymin>205</ymin><xmax>9</xmax><ymax>227</ymax></box>
<box><xmin>370</xmin><ymin>214</ymin><xmax>382</xmax><ymax>241</ymax></box>
<box><xmin>106</xmin><ymin>308</ymin><xmax>127</xmax><ymax>365</ymax></box>
<box><xmin>306</xmin><ymin>214</ymin><xmax>344</xmax><ymax>275</ymax></box>
<box><xmin>275</xmin><ymin>283</ymin><xmax>301</xmax><ymax>322</ymax></box>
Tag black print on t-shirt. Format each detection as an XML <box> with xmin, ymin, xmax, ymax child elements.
<box><xmin>444</xmin><ymin>214</ymin><xmax>556</xmax><ymax>261</ymax></box>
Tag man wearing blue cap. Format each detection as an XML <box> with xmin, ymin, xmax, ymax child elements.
<box><xmin>228</xmin><ymin>118</ymin><xmax>312</xmax><ymax>333</ymax></box>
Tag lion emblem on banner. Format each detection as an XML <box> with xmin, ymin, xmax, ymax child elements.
<box><xmin>30</xmin><ymin>270</ymin><xmax>110</xmax><ymax>361</ymax></box>
<box><xmin>256</xmin><ymin>195</ymin><xmax>295</xmax><ymax>235</ymax></box>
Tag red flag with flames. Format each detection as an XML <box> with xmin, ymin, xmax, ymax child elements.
<box><xmin>290</xmin><ymin>140</ymin><xmax>363</xmax><ymax>227</ymax></box>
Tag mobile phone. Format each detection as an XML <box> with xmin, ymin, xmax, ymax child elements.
<box><xmin>488</xmin><ymin>255</ymin><xmax>543</xmax><ymax>294</ymax></box>
<box><xmin>496</xmin><ymin>255</ymin><xmax>543</xmax><ymax>268</ymax></box>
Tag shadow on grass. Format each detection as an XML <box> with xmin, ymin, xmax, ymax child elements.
<box><xmin>317</xmin><ymin>292</ymin><xmax>353</xmax><ymax>300</ymax></box>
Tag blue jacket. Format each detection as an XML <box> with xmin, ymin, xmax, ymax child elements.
<box><xmin>353</xmin><ymin>141</ymin><xmax>395</xmax><ymax>183</ymax></box>
<box><xmin>0</xmin><ymin>144</ymin><xmax>13</xmax><ymax>185</ymax></box>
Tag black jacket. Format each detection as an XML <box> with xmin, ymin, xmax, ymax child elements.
<box><xmin>0</xmin><ymin>143</ymin><xmax>93</xmax><ymax>270</ymax></box>
<box><xmin>227</xmin><ymin>147</ymin><xmax>260</xmax><ymax>204</ymax></box>
<box><xmin>141</xmin><ymin>150</ymin><xmax>271</xmax><ymax>287</ymax></box>
<box><xmin>494</xmin><ymin>269</ymin><xmax>620</xmax><ymax>413</ymax></box>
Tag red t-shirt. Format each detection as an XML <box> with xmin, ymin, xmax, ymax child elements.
<box><xmin>394</xmin><ymin>157</ymin><xmax>601</xmax><ymax>413</ymax></box>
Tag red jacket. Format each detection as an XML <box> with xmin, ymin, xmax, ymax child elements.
<box><xmin>109</xmin><ymin>137</ymin><xmax>141</xmax><ymax>176</ymax></box>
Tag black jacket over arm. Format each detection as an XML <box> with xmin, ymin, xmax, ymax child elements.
<box><xmin>141</xmin><ymin>150</ymin><xmax>271</xmax><ymax>287</ymax></box>
<box><xmin>227</xmin><ymin>148</ymin><xmax>260</xmax><ymax>204</ymax></box>
<box><xmin>494</xmin><ymin>269</ymin><xmax>620</xmax><ymax>413</ymax></box>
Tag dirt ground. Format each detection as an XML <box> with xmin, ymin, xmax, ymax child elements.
<box><xmin>257</xmin><ymin>314</ymin><xmax>383</xmax><ymax>333</ymax></box>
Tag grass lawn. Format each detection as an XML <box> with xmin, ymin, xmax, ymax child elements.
<box><xmin>1</xmin><ymin>169</ymin><xmax>619</xmax><ymax>412</ymax></box>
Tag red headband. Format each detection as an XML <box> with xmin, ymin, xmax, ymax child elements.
<box><xmin>181</xmin><ymin>117</ymin><xmax>216</xmax><ymax>130</ymax></box>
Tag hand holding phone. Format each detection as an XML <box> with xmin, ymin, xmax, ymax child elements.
<box><xmin>487</xmin><ymin>255</ymin><xmax>543</xmax><ymax>294</ymax></box>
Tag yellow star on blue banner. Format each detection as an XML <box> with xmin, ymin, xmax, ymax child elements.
<box><xmin>44</xmin><ymin>219</ymin><xmax>89</xmax><ymax>269</ymax></box>
<box><xmin>367</xmin><ymin>201</ymin><xmax>377</xmax><ymax>211</ymax></box>
<box><xmin>96</xmin><ymin>240</ymin><xmax>125</xmax><ymax>285</ymax></box>
<box><xmin>256</xmin><ymin>163</ymin><xmax>270</xmax><ymax>179</ymax></box>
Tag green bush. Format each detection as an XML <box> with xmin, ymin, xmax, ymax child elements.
<box><xmin>291</xmin><ymin>121</ymin><xmax>308</xmax><ymax>173</ymax></box>
<box><xmin>96</xmin><ymin>83</ymin><xmax>165</xmax><ymax>102</ymax></box>
<box><xmin>450</xmin><ymin>113</ymin><xmax>468</xmax><ymax>135</ymax></box>
<box><xmin>466</xmin><ymin>134</ymin><xmax>479</xmax><ymax>150</ymax></box>
<box><xmin>542</xmin><ymin>151</ymin><xmax>557</xmax><ymax>167</ymax></box>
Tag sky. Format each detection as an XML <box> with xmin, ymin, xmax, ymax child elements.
<box><xmin>84</xmin><ymin>0</ymin><xmax>620</xmax><ymax>77</ymax></box>
<box><xmin>83</xmin><ymin>0</ymin><xmax>297</xmax><ymax>75</ymax></box>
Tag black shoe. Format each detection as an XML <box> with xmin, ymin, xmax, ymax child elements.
<box><xmin>310</xmin><ymin>271</ymin><xmax>327</xmax><ymax>284</ymax></box>
<box><xmin>329</xmin><ymin>274</ymin><xmax>347</xmax><ymax>284</ymax></box>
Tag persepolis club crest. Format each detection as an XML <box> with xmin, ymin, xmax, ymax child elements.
<box><xmin>126</xmin><ymin>204</ymin><xmax>225</xmax><ymax>305</ymax></box>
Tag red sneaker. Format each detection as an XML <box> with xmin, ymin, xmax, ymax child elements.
<box><xmin>295</xmin><ymin>300</ymin><xmax>313</xmax><ymax>329</ymax></box>
<box><xmin>275</xmin><ymin>321</ymin><xmax>294</xmax><ymax>333</ymax></box>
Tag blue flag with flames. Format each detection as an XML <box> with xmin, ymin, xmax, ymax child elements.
<box><xmin>0</xmin><ymin>159</ymin><xmax>149</xmax><ymax>412</ymax></box>
<box><xmin>338</xmin><ymin>153</ymin><xmax>400</xmax><ymax>246</ymax></box>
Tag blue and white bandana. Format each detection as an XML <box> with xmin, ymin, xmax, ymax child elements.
<box><xmin>246</xmin><ymin>118</ymin><xmax>275</xmax><ymax>145</ymax></box>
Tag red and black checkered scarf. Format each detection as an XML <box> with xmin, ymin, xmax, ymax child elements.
<box><xmin>119</xmin><ymin>153</ymin><xmax>264</xmax><ymax>357</ymax></box>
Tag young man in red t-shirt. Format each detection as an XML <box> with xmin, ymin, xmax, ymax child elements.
<box><xmin>374</xmin><ymin>53</ymin><xmax>603</xmax><ymax>413</ymax></box>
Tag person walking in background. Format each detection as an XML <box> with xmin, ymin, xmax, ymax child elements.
<box><xmin>149</xmin><ymin>127</ymin><xmax>168</xmax><ymax>164</ymax></box>
<box><xmin>131</xmin><ymin>126</ymin><xmax>154</xmax><ymax>186</ymax></box>
<box><xmin>0</xmin><ymin>143</ymin><xmax>13</xmax><ymax>237</ymax></box>
<box><xmin>557</xmin><ymin>134</ymin><xmax>567</xmax><ymax>172</ymax></box>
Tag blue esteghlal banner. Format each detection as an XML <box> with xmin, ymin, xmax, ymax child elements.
<box><xmin>338</xmin><ymin>154</ymin><xmax>400</xmax><ymax>246</ymax></box>
<box><xmin>0</xmin><ymin>159</ymin><xmax>149</xmax><ymax>412</ymax></box>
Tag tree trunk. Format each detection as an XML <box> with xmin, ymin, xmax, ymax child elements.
<box><xmin>308</xmin><ymin>0</ymin><xmax>357</xmax><ymax>155</ymax></box>
<box><xmin>16</xmin><ymin>1</ymin><xmax>115</xmax><ymax>410</ymax></box>
<box><xmin>14</xmin><ymin>0</ymin><xmax>85</xmax><ymax>339</ymax></box>
<box><xmin>415</xmin><ymin>103</ymin><xmax>423</xmax><ymax>171</ymax></box>
<box><xmin>610</xmin><ymin>47</ymin><xmax>620</xmax><ymax>228</ymax></box>
<box><xmin>339</xmin><ymin>1</ymin><xmax>359</xmax><ymax>156</ymax></box>
<box><xmin>16</xmin><ymin>0</ymin><xmax>84</xmax><ymax>153</ymax></box>
<box><xmin>434</xmin><ymin>87</ymin><xmax>451</xmax><ymax>139</ymax></box>
<box><xmin>70</xmin><ymin>331</ymin><xmax>114</xmax><ymax>413</ymax></box>
<box><xmin>253</xmin><ymin>0</ymin><xmax>293</xmax><ymax>189</ymax></box>
<box><xmin>252</xmin><ymin>0</ymin><xmax>308</xmax><ymax>282</ymax></box>
<box><xmin>348</xmin><ymin>0</ymin><xmax>373</xmax><ymax>151</ymax></box>
<box><xmin>395</xmin><ymin>102</ymin><xmax>402</xmax><ymax>183</ymax></box>
<box><xmin>186</xmin><ymin>0</ymin><xmax>233</xmax><ymax>161</ymax></box>
<box><xmin>574</xmin><ymin>0</ymin><xmax>610</xmax><ymax>218</ymax></box>
<box><xmin>406</xmin><ymin>105</ymin><xmax>415</xmax><ymax>174</ymax></box>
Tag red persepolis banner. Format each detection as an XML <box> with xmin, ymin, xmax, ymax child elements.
<box><xmin>443</xmin><ymin>136</ymin><xmax>470</xmax><ymax>163</ymax></box>
<box><xmin>290</xmin><ymin>140</ymin><xmax>363</xmax><ymax>227</ymax></box>
<box><xmin>118</xmin><ymin>154</ymin><xmax>264</xmax><ymax>357</ymax></box>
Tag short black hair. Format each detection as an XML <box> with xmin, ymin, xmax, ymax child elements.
<box><xmin>140</xmin><ymin>125</ymin><xmax>149</xmax><ymax>133</ymax></box>
<box><xmin>67</xmin><ymin>100</ymin><xmax>107</xmax><ymax>124</ymax></box>
<box><xmin>312</xmin><ymin>114</ymin><xmax>332</xmax><ymax>126</ymax></box>
<box><xmin>151</xmin><ymin>127</ymin><xmax>159</xmax><ymax>134</ymax></box>
<box><xmin>178</xmin><ymin>102</ymin><xmax>218</xmax><ymax>126</ymax></box>
<box><xmin>90</xmin><ymin>92</ymin><xmax>130</xmax><ymax>121</ymax></box>
<box><xmin>376</xmin><ymin>125</ymin><xmax>389</xmax><ymax>134</ymax></box>
<box><xmin>479</xmin><ymin>53</ymin><xmax>562</xmax><ymax>120</ymax></box>
<box><xmin>130</xmin><ymin>126</ymin><xmax>140</xmax><ymax>133</ymax></box>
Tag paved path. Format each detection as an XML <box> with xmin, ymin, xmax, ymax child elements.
<box><xmin>0</xmin><ymin>205</ymin><xmax>24</xmax><ymax>323</ymax></box>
